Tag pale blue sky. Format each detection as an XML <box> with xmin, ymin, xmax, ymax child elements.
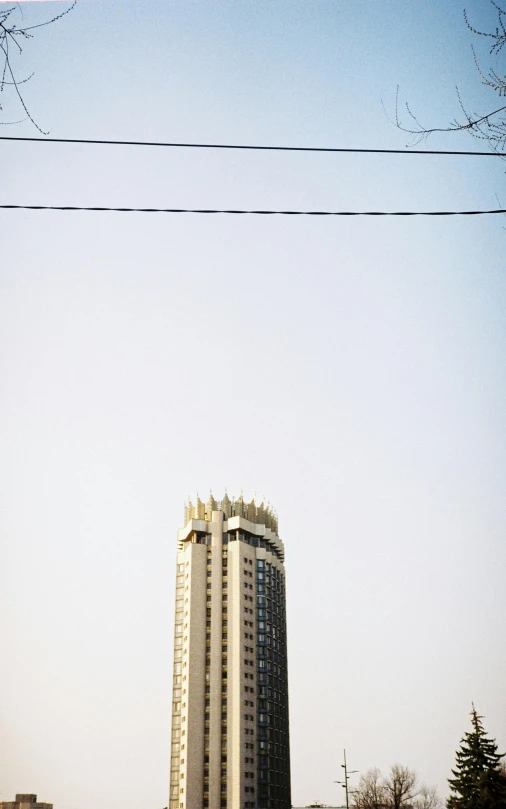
<box><xmin>1</xmin><ymin>2</ymin><xmax>505</xmax><ymax>809</ymax></box>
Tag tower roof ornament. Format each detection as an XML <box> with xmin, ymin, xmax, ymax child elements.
<box><xmin>183</xmin><ymin>491</ymin><xmax>278</xmax><ymax>532</ymax></box>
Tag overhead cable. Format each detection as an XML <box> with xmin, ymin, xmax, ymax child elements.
<box><xmin>0</xmin><ymin>134</ymin><xmax>503</xmax><ymax>157</ymax></box>
<box><xmin>1</xmin><ymin>204</ymin><xmax>505</xmax><ymax>216</ymax></box>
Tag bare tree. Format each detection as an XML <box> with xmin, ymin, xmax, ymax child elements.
<box><xmin>0</xmin><ymin>1</ymin><xmax>76</xmax><ymax>133</ymax></box>
<box><xmin>353</xmin><ymin>768</ymin><xmax>388</xmax><ymax>809</ymax></box>
<box><xmin>413</xmin><ymin>786</ymin><xmax>442</xmax><ymax>809</ymax></box>
<box><xmin>353</xmin><ymin>765</ymin><xmax>441</xmax><ymax>809</ymax></box>
<box><xmin>395</xmin><ymin>0</ymin><xmax>506</xmax><ymax>152</ymax></box>
<box><xmin>383</xmin><ymin>765</ymin><xmax>420</xmax><ymax>809</ymax></box>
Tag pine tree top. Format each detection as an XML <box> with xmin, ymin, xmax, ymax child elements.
<box><xmin>446</xmin><ymin>705</ymin><xmax>506</xmax><ymax>809</ymax></box>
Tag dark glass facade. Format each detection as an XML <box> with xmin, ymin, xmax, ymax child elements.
<box><xmin>256</xmin><ymin>559</ymin><xmax>291</xmax><ymax>809</ymax></box>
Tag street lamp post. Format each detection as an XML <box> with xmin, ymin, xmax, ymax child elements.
<box><xmin>334</xmin><ymin>749</ymin><xmax>358</xmax><ymax>809</ymax></box>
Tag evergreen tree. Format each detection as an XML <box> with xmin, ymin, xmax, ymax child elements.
<box><xmin>447</xmin><ymin>706</ymin><xmax>506</xmax><ymax>809</ymax></box>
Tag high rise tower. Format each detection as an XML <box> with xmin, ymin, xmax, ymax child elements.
<box><xmin>169</xmin><ymin>493</ymin><xmax>291</xmax><ymax>809</ymax></box>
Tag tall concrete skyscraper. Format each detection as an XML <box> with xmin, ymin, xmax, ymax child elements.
<box><xmin>169</xmin><ymin>493</ymin><xmax>291</xmax><ymax>809</ymax></box>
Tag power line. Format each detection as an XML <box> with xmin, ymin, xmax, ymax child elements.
<box><xmin>0</xmin><ymin>134</ymin><xmax>504</xmax><ymax>157</ymax></box>
<box><xmin>1</xmin><ymin>204</ymin><xmax>505</xmax><ymax>216</ymax></box>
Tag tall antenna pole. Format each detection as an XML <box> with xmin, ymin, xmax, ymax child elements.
<box><xmin>344</xmin><ymin>750</ymin><xmax>349</xmax><ymax>809</ymax></box>
<box><xmin>334</xmin><ymin>749</ymin><xmax>358</xmax><ymax>809</ymax></box>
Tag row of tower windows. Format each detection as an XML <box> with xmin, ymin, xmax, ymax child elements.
<box><xmin>193</xmin><ymin>529</ymin><xmax>283</xmax><ymax>563</ymax></box>
<box><xmin>206</xmin><ymin>551</ymin><xmax>284</xmax><ymax>579</ymax></box>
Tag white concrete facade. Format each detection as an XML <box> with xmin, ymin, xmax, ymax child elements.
<box><xmin>169</xmin><ymin>494</ymin><xmax>291</xmax><ymax>809</ymax></box>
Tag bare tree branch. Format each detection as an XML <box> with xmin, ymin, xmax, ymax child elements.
<box><xmin>352</xmin><ymin>769</ymin><xmax>388</xmax><ymax>809</ymax></box>
<box><xmin>394</xmin><ymin>0</ymin><xmax>506</xmax><ymax>152</ymax></box>
<box><xmin>0</xmin><ymin>1</ymin><xmax>76</xmax><ymax>132</ymax></box>
<box><xmin>413</xmin><ymin>785</ymin><xmax>442</xmax><ymax>809</ymax></box>
<box><xmin>352</xmin><ymin>765</ymin><xmax>441</xmax><ymax>809</ymax></box>
<box><xmin>384</xmin><ymin>764</ymin><xmax>419</xmax><ymax>809</ymax></box>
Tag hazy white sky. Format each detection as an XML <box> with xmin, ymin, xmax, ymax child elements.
<box><xmin>1</xmin><ymin>2</ymin><xmax>505</xmax><ymax>809</ymax></box>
